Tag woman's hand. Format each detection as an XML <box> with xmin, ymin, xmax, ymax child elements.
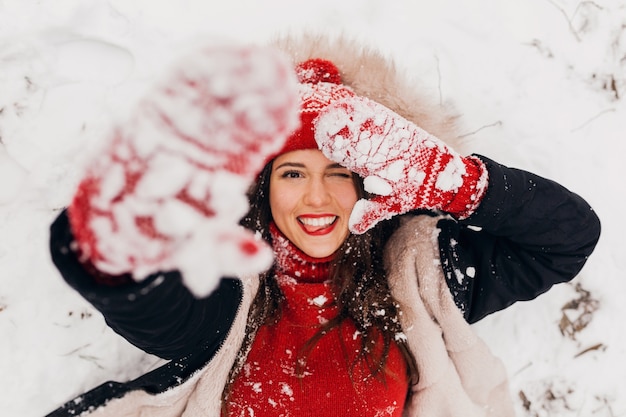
<box><xmin>68</xmin><ymin>43</ymin><xmax>300</xmax><ymax>296</ymax></box>
<box><xmin>314</xmin><ymin>96</ymin><xmax>489</xmax><ymax>234</ymax></box>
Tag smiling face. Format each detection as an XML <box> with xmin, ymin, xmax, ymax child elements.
<box><xmin>269</xmin><ymin>149</ymin><xmax>358</xmax><ymax>258</ymax></box>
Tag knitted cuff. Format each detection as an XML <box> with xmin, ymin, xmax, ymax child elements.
<box><xmin>442</xmin><ymin>155</ymin><xmax>489</xmax><ymax>219</ymax></box>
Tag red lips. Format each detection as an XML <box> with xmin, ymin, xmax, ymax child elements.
<box><xmin>297</xmin><ymin>214</ymin><xmax>337</xmax><ymax>236</ymax></box>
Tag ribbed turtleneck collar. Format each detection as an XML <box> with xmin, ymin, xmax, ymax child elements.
<box><xmin>269</xmin><ymin>222</ymin><xmax>333</xmax><ymax>283</ymax></box>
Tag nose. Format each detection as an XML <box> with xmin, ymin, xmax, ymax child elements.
<box><xmin>303</xmin><ymin>177</ymin><xmax>331</xmax><ymax>207</ymax></box>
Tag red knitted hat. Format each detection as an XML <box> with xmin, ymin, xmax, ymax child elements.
<box><xmin>266</xmin><ymin>58</ymin><xmax>355</xmax><ymax>162</ymax></box>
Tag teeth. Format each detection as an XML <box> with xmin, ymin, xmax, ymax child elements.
<box><xmin>299</xmin><ymin>216</ymin><xmax>336</xmax><ymax>227</ymax></box>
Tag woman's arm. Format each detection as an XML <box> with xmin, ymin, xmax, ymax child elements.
<box><xmin>50</xmin><ymin>210</ymin><xmax>243</xmax><ymax>360</ymax></box>
<box><xmin>438</xmin><ymin>155</ymin><xmax>601</xmax><ymax>323</ymax></box>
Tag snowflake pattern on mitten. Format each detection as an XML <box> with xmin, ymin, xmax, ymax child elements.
<box><xmin>69</xmin><ymin>44</ymin><xmax>300</xmax><ymax>296</ymax></box>
<box><xmin>314</xmin><ymin>95</ymin><xmax>488</xmax><ymax>234</ymax></box>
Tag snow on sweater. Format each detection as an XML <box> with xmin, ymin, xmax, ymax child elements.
<box><xmin>225</xmin><ymin>222</ymin><xmax>409</xmax><ymax>416</ymax></box>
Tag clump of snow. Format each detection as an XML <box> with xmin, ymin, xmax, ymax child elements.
<box><xmin>435</xmin><ymin>157</ymin><xmax>466</xmax><ymax>192</ymax></box>
<box><xmin>363</xmin><ymin>175</ymin><xmax>393</xmax><ymax>196</ymax></box>
<box><xmin>465</xmin><ymin>267</ymin><xmax>476</xmax><ymax>279</ymax></box>
<box><xmin>309</xmin><ymin>294</ymin><xmax>328</xmax><ymax>307</ymax></box>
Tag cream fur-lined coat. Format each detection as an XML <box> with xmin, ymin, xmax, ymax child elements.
<box><xmin>66</xmin><ymin>216</ymin><xmax>515</xmax><ymax>417</ymax></box>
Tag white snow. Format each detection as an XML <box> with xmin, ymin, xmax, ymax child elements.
<box><xmin>1</xmin><ymin>0</ymin><xmax>624</xmax><ymax>416</ymax></box>
<box><xmin>363</xmin><ymin>175</ymin><xmax>393</xmax><ymax>196</ymax></box>
<box><xmin>434</xmin><ymin>157</ymin><xmax>466</xmax><ymax>192</ymax></box>
<box><xmin>310</xmin><ymin>294</ymin><xmax>329</xmax><ymax>307</ymax></box>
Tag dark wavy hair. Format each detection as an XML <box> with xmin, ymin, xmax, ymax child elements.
<box><xmin>222</xmin><ymin>160</ymin><xmax>418</xmax><ymax>411</ymax></box>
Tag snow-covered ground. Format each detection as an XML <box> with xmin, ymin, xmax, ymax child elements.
<box><xmin>1</xmin><ymin>0</ymin><xmax>624</xmax><ymax>416</ymax></box>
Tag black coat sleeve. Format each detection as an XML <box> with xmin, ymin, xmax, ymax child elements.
<box><xmin>49</xmin><ymin>210</ymin><xmax>243</xmax><ymax>361</ymax></box>
<box><xmin>438</xmin><ymin>155</ymin><xmax>601</xmax><ymax>323</ymax></box>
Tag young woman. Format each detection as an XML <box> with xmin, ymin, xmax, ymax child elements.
<box><xmin>46</xmin><ymin>36</ymin><xmax>601</xmax><ymax>417</ymax></box>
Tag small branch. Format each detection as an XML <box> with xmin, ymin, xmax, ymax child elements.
<box><xmin>571</xmin><ymin>1</ymin><xmax>603</xmax><ymax>21</ymax></box>
<box><xmin>62</xmin><ymin>343</ymin><xmax>92</xmax><ymax>356</ymax></box>
<box><xmin>459</xmin><ymin>121</ymin><xmax>502</xmax><ymax>138</ymax></box>
<box><xmin>574</xmin><ymin>342</ymin><xmax>605</xmax><ymax>358</ymax></box>
<box><xmin>519</xmin><ymin>390</ymin><xmax>532</xmax><ymax>411</ymax></box>
<box><xmin>78</xmin><ymin>354</ymin><xmax>105</xmax><ymax>370</ymax></box>
<box><xmin>513</xmin><ymin>361</ymin><xmax>533</xmax><ymax>376</ymax></box>
<box><xmin>544</xmin><ymin>0</ymin><xmax>582</xmax><ymax>41</ymax></box>
<box><xmin>592</xmin><ymin>396</ymin><xmax>616</xmax><ymax>416</ymax></box>
<box><xmin>571</xmin><ymin>108</ymin><xmax>616</xmax><ymax>132</ymax></box>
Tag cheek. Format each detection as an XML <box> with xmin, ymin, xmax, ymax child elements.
<box><xmin>336</xmin><ymin>185</ymin><xmax>358</xmax><ymax>213</ymax></box>
<box><xmin>269</xmin><ymin>182</ymin><xmax>294</xmax><ymax>219</ymax></box>
<box><xmin>268</xmin><ymin>190</ymin><xmax>283</xmax><ymax>218</ymax></box>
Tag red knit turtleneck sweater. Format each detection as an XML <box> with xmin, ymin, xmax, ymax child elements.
<box><xmin>225</xmin><ymin>223</ymin><xmax>409</xmax><ymax>416</ymax></box>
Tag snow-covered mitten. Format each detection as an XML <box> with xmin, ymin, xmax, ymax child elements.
<box><xmin>314</xmin><ymin>96</ymin><xmax>488</xmax><ymax>234</ymax></box>
<box><xmin>68</xmin><ymin>44</ymin><xmax>300</xmax><ymax>296</ymax></box>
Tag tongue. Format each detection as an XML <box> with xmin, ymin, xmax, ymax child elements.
<box><xmin>304</xmin><ymin>223</ymin><xmax>329</xmax><ymax>233</ymax></box>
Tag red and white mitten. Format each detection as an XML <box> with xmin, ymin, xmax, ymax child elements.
<box><xmin>68</xmin><ymin>44</ymin><xmax>300</xmax><ymax>297</ymax></box>
<box><xmin>314</xmin><ymin>96</ymin><xmax>488</xmax><ymax>234</ymax></box>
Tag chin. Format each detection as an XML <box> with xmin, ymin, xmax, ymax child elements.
<box><xmin>311</xmin><ymin>243</ymin><xmax>345</xmax><ymax>259</ymax></box>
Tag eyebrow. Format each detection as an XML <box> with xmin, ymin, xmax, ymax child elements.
<box><xmin>274</xmin><ymin>162</ymin><xmax>347</xmax><ymax>170</ymax></box>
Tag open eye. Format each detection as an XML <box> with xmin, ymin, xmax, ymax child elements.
<box><xmin>281</xmin><ymin>170</ymin><xmax>303</xmax><ymax>179</ymax></box>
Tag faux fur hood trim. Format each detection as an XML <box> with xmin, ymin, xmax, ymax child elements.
<box><xmin>270</xmin><ymin>32</ymin><xmax>463</xmax><ymax>150</ymax></box>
